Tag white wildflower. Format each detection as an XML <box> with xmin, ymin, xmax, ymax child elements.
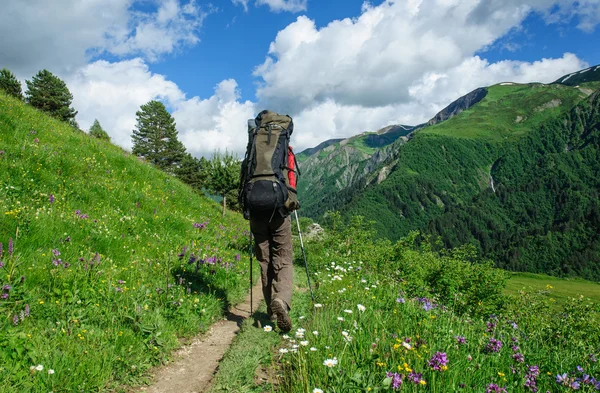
<box><xmin>313</xmin><ymin>389</ymin><xmax>324</xmax><ymax>393</ymax></box>
<box><xmin>300</xmin><ymin>341</ymin><xmax>309</xmax><ymax>346</ymax></box>
<box><xmin>314</xmin><ymin>303</ymin><xmax>323</xmax><ymax>308</ymax></box>
<box><xmin>48</xmin><ymin>369</ymin><xmax>55</xmax><ymax>375</ymax></box>
<box><xmin>279</xmin><ymin>348</ymin><xmax>289</xmax><ymax>354</ymax></box>
<box><xmin>357</xmin><ymin>304</ymin><xmax>366</xmax><ymax>312</ymax></box>
<box><xmin>35</xmin><ymin>365</ymin><xmax>44</xmax><ymax>371</ymax></box>
<box><xmin>402</xmin><ymin>342</ymin><xmax>412</xmax><ymax>350</ymax></box>
<box><xmin>344</xmin><ymin>309</ymin><xmax>353</xmax><ymax>314</ymax></box>
<box><xmin>310</xmin><ymin>347</ymin><xmax>318</xmax><ymax>351</ymax></box>
<box><xmin>263</xmin><ymin>325</ymin><xmax>273</xmax><ymax>332</ymax></box>
<box><xmin>312</xmin><ymin>331</ymin><xmax>319</xmax><ymax>336</ymax></box>
<box><xmin>337</xmin><ymin>317</ymin><xmax>344</xmax><ymax>321</ymax></box>
<box><xmin>323</xmin><ymin>358</ymin><xmax>338</xmax><ymax>368</ymax></box>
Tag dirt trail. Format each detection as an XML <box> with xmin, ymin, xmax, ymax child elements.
<box><xmin>136</xmin><ymin>284</ymin><xmax>263</xmax><ymax>393</ymax></box>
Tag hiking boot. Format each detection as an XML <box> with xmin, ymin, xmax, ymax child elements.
<box><xmin>270</xmin><ymin>298</ymin><xmax>292</xmax><ymax>333</ymax></box>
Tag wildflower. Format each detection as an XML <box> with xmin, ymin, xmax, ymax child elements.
<box><xmin>35</xmin><ymin>365</ymin><xmax>44</xmax><ymax>371</ymax></box>
<box><xmin>428</xmin><ymin>352</ymin><xmax>448</xmax><ymax>371</ymax></box>
<box><xmin>300</xmin><ymin>341</ymin><xmax>309</xmax><ymax>346</ymax></box>
<box><xmin>589</xmin><ymin>354</ymin><xmax>598</xmax><ymax>363</ymax></box>
<box><xmin>13</xmin><ymin>314</ymin><xmax>19</xmax><ymax>325</ymax></box>
<box><xmin>344</xmin><ymin>309</ymin><xmax>353</xmax><ymax>314</ymax></box>
<box><xmin>570</xmin><ymin>381</ymin><xmax>581</xmax><ymax>390</ymax></box>
<box><xmin>486</xmin><ymin>321</ymin><xmax>496</xmax><ymax>332</ymax></box>
<box><xmin>486</xmin><ymin>338</ymin><xmax>503</xmax><ymax>353</ymax></box>
<box><xmin>8</xmin><ymin>238</ymin><xmax>13</xmax><ymax>257</ymax></box>
<box><xmin>282</xmin><ymin>335</ymin><xmax>290</xmax><ymax>340</ymax></box>
<box><xmin>512</xmin><ymin>353</ymin><xmax>525</xmax><ymax>363</ymax></box>
<box><xmin>296</xmin><ymin>331</ymin><xmax>305</xmax><ymax>339</ymax></box>
<box><xmin>408</xmin><ymin>371</ymin><xmax>424</xmax><ymax>384</ymax></box>
<box><xmin>323</xmin><ymin>358</ymin><xmax>338</xmax><ymax>368</ymax></box>
<box><xmin>312</xmin><ymin>331</ymin><xmax>319</xmax><ymax>336</ymax></box>
<box><xmin>279</xmin><ymin>348</ymin><xmax>288</xmax><ymax>354</ymax></box>
<box><xmin>310</xmin><ymin>347</ymin><xmax>317</xmax><ymax>351</ymax></box>
<box><xmin>314</xmin><ymin>303</ymin><xmax>323</xmax><ymax>308</ymax></box>
<box><xmin>357</xmin><ymin>304</ymin><xmax>366</xmax><ymax>312</ymax></box>
<box><xmin>455</xmin><ymin>336</ymin><xmax>466</xmax><ymax>345</ymax></box>
<box><xmin>402</xmin><ymin>342</ymin><xmax>412</xmax><ymax>350</ymax></box>
<box><xmin>486</xmin><ymin>384</ymin><xmax>507</xmax><ymax>393</ymax></box>
<box><xmin>48</xmin><ymin>369</ymin><xmax>55</xmax><ymax>375</ymax></box>
<box><xmin>577</xmin><ymin>366</ymin><xmax>584</xmax><ymax>373</ymax></box>
<box><xmin>52</xmin><ymin>249</ymin><xmax>60</xmax><ymax>256</ymax></box>
<box><xmin>263</xmin><ymin>325</ymin><xmax>273</xmax><ymax>332</ymax></box>
<box><xmin>556</xmin><ymin>373</ymin><xmax>569</xmax><ymax>385</ymax></box>
<box><xmin>313</xmin><ymin>389</ymin><xmax>323</xmax><ymax>393</ymax></box>
<box><xmin>467</xmin><ymin>355</ymin><xmax>472</xmax><ymax>362</ymax></box>
<box><xmin>337</xmin><ymin>317</ymin><xmax>344</xmax><ymax>321</ymax></box>
<box><xmin>528</xmin><ymin>365</ymin><xmax>540</xmax><ymax>377</ymax></box>
<box><xmin>386</xmin><ymin>372</ymin><xmax>403</xmax><ymax>389</ymax></box>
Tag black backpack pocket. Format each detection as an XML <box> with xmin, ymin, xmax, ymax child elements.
<box><xmin>246</xmin><ymin>179</ymin><xmax>288</xmax><ymax>213</ymax></box>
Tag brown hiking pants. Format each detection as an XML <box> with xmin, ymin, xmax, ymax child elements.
<box><xmin>250</xmin><ymin>213</ymin><xmax>293</xmax><ymax>311</ymax></box>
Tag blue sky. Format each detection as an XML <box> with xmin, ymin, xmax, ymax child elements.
<box><xmin>150</xmin><ymin>1</ymin><xmax>600</xmax><ymax>102</ymax></box>
<box><xmin>2</xmin><ymin>0</ymin><xmax>599</xmax><ymax>157</ymax></box>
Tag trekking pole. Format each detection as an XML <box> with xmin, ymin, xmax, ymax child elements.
<box><xmin>249</xmin><ymin>229</ymin><xmax>253</xmax><ymax>317</ymax></box>
<box><xmin>294</xmin><ymin>210</ymin><xmax>315</xmax><ymax>302</ymax></box>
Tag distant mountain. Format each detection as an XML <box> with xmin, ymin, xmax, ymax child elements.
<box><xmin>298</xmin><ymin>64</ymin><xmax>600</xmax><ymax>281</ymax></box>
<box><xmin>553</xmin><ymin>65</ymin><xmax>600</xmax><ymax>86</ymax></box>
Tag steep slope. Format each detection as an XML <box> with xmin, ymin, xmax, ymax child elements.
<box><xmin>428</xmin><ymin>90</ymin><xmax>600</xmax><ymax>280</ymax></box>
<box><xmin>297</xmin><ymin>124</ymin><xmax>416</xmax><ymax>218</ymax></box>
<box><xmin>0</xmin><ymin>92</ymin><xmax>250</xmax><ymax>392</ymax></box>
<box><xmin>553</xmin><ymin>65</ymin><xmax>600</xmax><ymax>86</ymax></box>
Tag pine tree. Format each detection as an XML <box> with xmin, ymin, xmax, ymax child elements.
<box><xmin>206</xmin><ymin>150</ymin><xmax>241</xmax><ymax>216</ymax></box>
<box><xmin>175</xmin><ymin>153</ymin><xmax>207</xmax><ymax>191</ymax></box>
<box><xmin>25</xmin><ymin>69</ymin><xmax>78</xmax><ymax>123</ymax></box>
<box><xmin>132</xmin><ymin>100</ymin><xmax>186</xmax><ymax>173</ymax></box>
<box><xmin>89</xmin><ymin>119</ymin><xmax>111</xmax><ymax>141</ymax></box>
<box><xmin>0</xmin><ymin>68</ymin><xmax>24</xmax><ymax>100</ymax></box>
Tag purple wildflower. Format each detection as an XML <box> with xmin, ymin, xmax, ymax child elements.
<box><xmin>581</xmin><ymin>375</ymin><xmax>592</xmax><ymax>385</ymax></box>
<box><xmin>428</xmin><ymin>352</ymin><xmax>448</xmax><ymax>371</ymax></box>
<box><xmin>486</xmin><ymin>383</ymin><xmax>507</xmax><ymax>393</ymax></box>
<box><xmin>590</xmin><ymin>354</ymin><xmax>598</xmax><ymax>363</ymax></box>
<box><xmin>25</xmin><ymin>304</ymin><xmax>30</xmax><ymax>317</ymax></box>
<box><xmin>510</xmin><ymin>321</ymin><xmax>519</xmax><ymax>329</ymax></box>
<box><xmin>396</xmin><ymin>297</ymin><xmax>405</xmax><ymax>303</ymax></box>
<box><xmin>117</xmin><ymin>280</ymin><xmax>125</xmax><ymax>284</ymax></box>
<box><xmin>455</xmin><ymin>336</ymin><xmax>466</xmax><ymax>345</ymax></box>
<box><xmin>115</xmin><ymin>287</ymin><xmax>123</xmax><ymax>292</ymax></box>
<box><xmin>188</xmin><ymin>254</ymin><xmax>197</xmax><ymax>264</ymax></box>
<box><xmin>408</xmin><ymin>371</ymin><xmax>424</xmax><ymax>384</ymax></box>
<box><xmin>52</xmin><ymin>259</ymin><xmax>62</xmax><ymax>266</ymax></box>
<box><xmin>570</xmin><ymin>381</ymin><xmax>580</xmax><ymax>390</ymax></box>
<box><xmin>49</xmin><ymin>194</ymin><xmax>55</xmax><ymax>203</ymax></box>
<box><xmin>2</xmin><ymin>285</ymin><xmax>11</xmax><ymax>291</ymax></box>
<box><xmin>487</xmin><ymin>321</ymin><xmax>496</xmax><ymax>332</ymax></box>
<box><xmin>524</xmin><ymin>376</ymin><xmax>538</xmax><ymax>392</ymax></box>
<box><xmin>512</xmin><ymin>345</ymin><xmax>520</xmax><ymax>352</ymax></box>
<box><xmin>8</xmin><ymin>238</ymin><xmax>13</xmax><ymax>257</ymax></box>
<box><xmin>34</xmin><ymin>138</ymin><xmax>39</xmax><ymax>143</ymax></box>
<box><xmin>486</xmin><ymin>338</ymin><xmax>503</xmax><ymax>353</ymax></box>
<box><xmin>0</xmin><ymin>242</ymin><xmax>3</xmax><ymax>257</ymax></box>
<box><xmin>177</xmin><ymin>246</ymin><xmax>187</xmax><ymax>259</ymax></box>
<box><xmin>386</xmin><ymin>372</ymin><xmax>403</xmax><ymax>389</ymax></box>
<box><xmin>556</xmin><ymin>373</ymin><xmax>569</xmax><ymax>385</ymax></box>
<box><xmin>1</xmin><ymin>293</ymin><xmax>8</xmax><ymax>300</ymax></box>
<box><xmin>52</xmin><ymin>249</ymin><xmax>60</xmax><ymax>256</ymax></box>
<box><xmin>577</xmin><ymin>366</ymin><xmax>584</xmax><ymax>373</ymax></box>
<box><xmin>234</xmin><ymin>254</ymin><xmax>241</xmax><ymax>262</ymax></box>
<box><xmin>528</xmin><ymin>366</ymin><xmax>540</xmax><ymax>377</ymax></box>
<box><xmin>13</xmin><ymin>314</ymin><xmax>19</xmax><ymax>325</ymax></box>
<box><xmin>512</xmin><ymin>353</ymin><xmax>525</xmax><ymax>363</ymax></box>
<box><xmin>417</xmin><ymin>297</ymin><xmax>433</xmax><ymax>311</ymax></box>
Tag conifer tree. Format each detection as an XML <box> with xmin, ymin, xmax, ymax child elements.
<box><xmin>206</xmin><ymin>150</ymin><xmax>241</xmax><ymax>216</ymax></box>
<box><xmin>176</xmin><ymin>153</ymin><xmax>207</xmax><ymax>191</ymax></box>
<box><xmin>89</xmin><ymin>119</ymin><xmax>111</xmax><ymax>141</ymax></box>
<box><xmin>0</xmin><ymin>68</ymin><xmax>24</xmax><ymax>100</ymax></box>
<box><xmin>25</xmin><ymin>69</ymin><xmax>78</xmax><ymax>123</ymax></box>
<box><xmin>132</xmin><ymin>100</ymin><xmax>186</xmax><ymax>173</ymax></box>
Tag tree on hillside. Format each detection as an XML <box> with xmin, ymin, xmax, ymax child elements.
<box><xmin>89</xmin><ymin>119</ymin><xmax>111</xmax><ymax>141</ymax></box>
<box><xmin>176</xmin><ymin>153</ymin><xmax>209</xmax><ymax>191</ymax></box>
<box><xmin>0</xmin><ymin>68</ymin><xmax>24</xmax><ymax>100</ymax></box>
<box><xmin>206</xmin><ymin>150</ymin><xmax>241</xmax><ymax>216</ymax></box>
<box><xmin>132</xmin><ymin>100</ymin><xmax>186</xmax><ymax>173</ymax></box>
<box><xmin>25</xmin><ymin>69</ymin><xmax>78</xmax><ymax>124</ymax></box>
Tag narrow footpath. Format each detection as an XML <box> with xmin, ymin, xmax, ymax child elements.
<box><xmin>136</xmin><ymin>283</ymin><xmax>263</xmax><ymax>393</ymax></box>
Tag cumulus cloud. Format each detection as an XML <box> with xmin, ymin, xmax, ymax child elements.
<box><xmin>67</xmin><ymin>59</ymin><xmax>255</xmax><ymax>158</ymax></box>
<box><xmin>253</xmin><ymin>0</ymin><xmax>598</xmax><ymax>115</ymax></box>
<box><xmin>0</xmin><ymin>0</ymin><xmax>208</xmax><ymax>78</ymax></box>
<box><xmin>255</xmin><ymin>0</ymin><xmax>308</xmax><ymax>13</ymax></box>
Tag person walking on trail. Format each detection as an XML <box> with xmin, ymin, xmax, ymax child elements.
<box><xmin>238</xmin><ymin>110</ymin><xmax>301</xmax><ymax>333</ymax></box>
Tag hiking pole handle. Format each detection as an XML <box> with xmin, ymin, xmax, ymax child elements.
<box><xmin>294</xmin><ymin>210</ymin><xmax>315</xmax><ymax>302</ymax></box>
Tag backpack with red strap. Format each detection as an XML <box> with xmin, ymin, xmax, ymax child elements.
<box><xmin>238</xmin><ymin>110</ymin><xmax>301</xmax><ymax>220</ymax></box>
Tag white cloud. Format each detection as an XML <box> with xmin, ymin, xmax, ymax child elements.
<box><xmin>232</xmin><ymin>0</ymin><xmax>250</xmax><ymax>12</ymax></box>
<box><xmin>255</xmin><ymin>0</ymin><xmax>307</xmax><ymax>13</ymax></box>
<box><xmin>253</xmin><ymin>0</ymin><xmax>598</xmax><ymax>115</ymax></box>
<box><xmin>67</xmin><ymin>59</ymin><xmax>256</xmax><ymax>159</ymax></box>
<box><xmin>0</xmin><ymin>0</ymin><xmax>208</xmax><ymax>78</ymax></box>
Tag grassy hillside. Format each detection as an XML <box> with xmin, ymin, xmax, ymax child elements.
<box><xmin>422</xmin><ymin>83</ymin><xmax>587</xmax><ymax>140</ymax></box>
<box><xmin>0</xmin><ymin>92</ymin><xmax>252</xmax><ymax>392</ymax></box>
<box><xmin>335</xmin><ymin>84</ymin><xmax>600</xmax><ymax>280</ymax></box>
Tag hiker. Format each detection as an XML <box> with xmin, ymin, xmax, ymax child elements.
<box><xmin>238</xmin><ymin>110</ymin><xmax>300</xmax><ymax>333</ymax></box>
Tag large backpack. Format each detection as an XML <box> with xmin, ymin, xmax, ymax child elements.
<box><xmin>239</xmin><ymin>110</ymin><xmax>300</xmax><ymax>220</ymax></box>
